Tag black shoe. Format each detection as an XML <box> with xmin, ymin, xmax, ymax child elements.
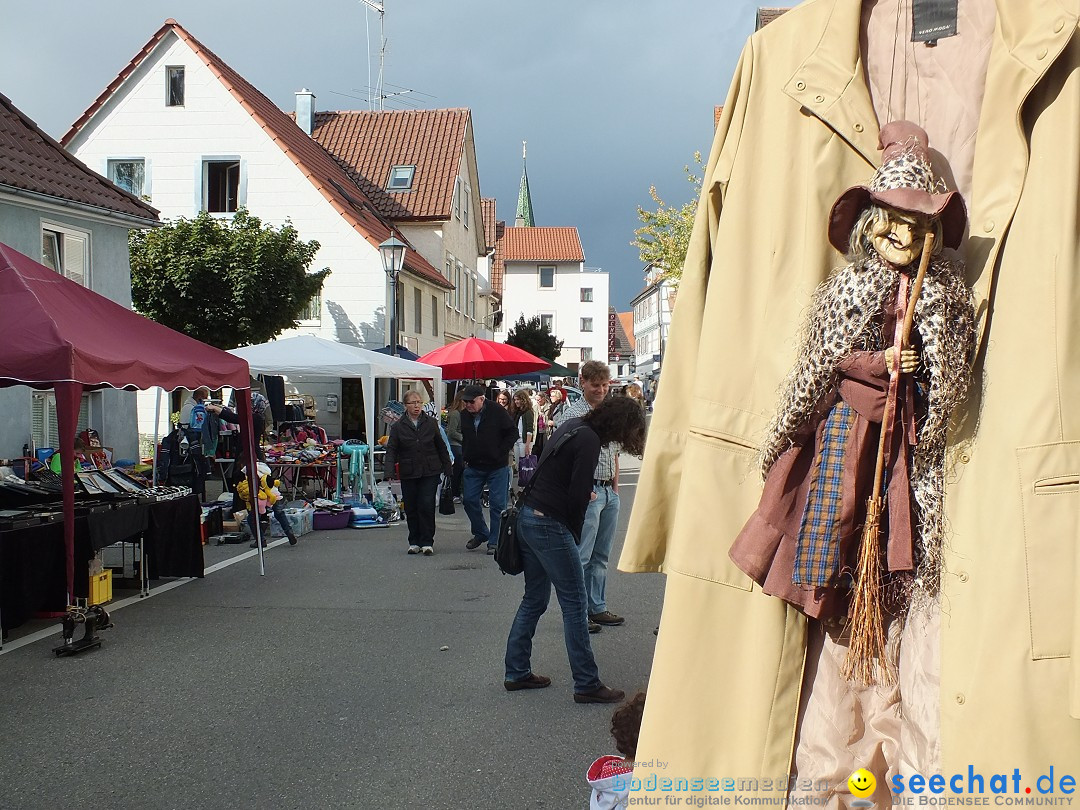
<box><xmin>504</xmin><ymin>673</ymin><xmax>551</xmax><ymax>691</ymax></box>
<box><xmin>486</xmin><ymin>546</ymin><xmax>496</xmax><ymax>555</ymax></box>
<box><xmin>588</xmin><ymin>621</ymin><xmax>601</xmax><ymax>634</ymax></box>
<box><xmin>287</xmin><ymin>534</ymin><xmax>298</xmax><ymax>546</ymax></box>
<box><xmin>589</xmin><ymin>611</ymin><xmax>624</xmax><ymax>626</ymax></box>
<box><xmin>466</xmin><ymin>536</ymin><xmax>485</xmax><ymax>550</ymax></box>
<box><xmin>574</xmin><ymin>684</ymin><xmax>625</xmax><ymax>704</ymax></box>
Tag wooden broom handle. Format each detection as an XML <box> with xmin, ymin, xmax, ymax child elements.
<box><xmin>869</xmin><ymin>231</ymin><xmax>936</xmax><ymax>500</ymax></box>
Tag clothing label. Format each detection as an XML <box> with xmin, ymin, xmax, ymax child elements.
<box><xmin>912</xmin><ymin>0</ymin><xmax>958</xmax><ymax>43</ymax></box>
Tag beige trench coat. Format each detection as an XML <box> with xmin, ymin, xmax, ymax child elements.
<box><xmin>621</xmin><ymin>0</ymin><xmax>1080</xmax><ymax>788</ymax></box>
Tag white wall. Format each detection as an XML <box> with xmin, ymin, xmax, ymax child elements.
<box><xmin>496</xmin><ymin>261</ymin><xmax>608</xmax><ymax>369</ymax></box>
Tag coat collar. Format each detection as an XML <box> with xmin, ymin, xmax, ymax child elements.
<box><xmin>784</xmin><ymin>0</ymin><xmax>1080</xmax><ymax>166</ymax></box>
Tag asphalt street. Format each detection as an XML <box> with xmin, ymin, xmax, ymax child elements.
<box><xmin>0</xmin><ymin>454</ymin><xmax>663</xmax><ymax>809</ymax></box>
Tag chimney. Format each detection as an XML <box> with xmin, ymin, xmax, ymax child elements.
<box><xmin>295</xmin><ymin>89</ymin><xmax>316</xmax><ymax>135</ymax></box>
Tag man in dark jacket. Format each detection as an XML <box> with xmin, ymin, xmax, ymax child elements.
<box><xmin>459</xmin><ymin>383</ymin><xmax>518</xmax><ymax>553</ymax></box>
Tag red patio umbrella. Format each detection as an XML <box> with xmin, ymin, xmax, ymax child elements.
<box><xmin>417</xmin><ymin>337</ymin><xmax>548</xmax><ymax>381</ymax></box>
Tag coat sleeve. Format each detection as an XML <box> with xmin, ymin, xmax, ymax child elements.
<box><xmin>618</xmin><ymin>42</ymin><xmax>755</xmax><ymax>573</ymax></box>
<box><xmin>383</xmin><ymin>424</ymin><xmax>399</xmax><ymax>475</ymax></box>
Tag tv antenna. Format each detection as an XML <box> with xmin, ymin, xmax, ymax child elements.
<box><xmin>359</xmin><ymin>0</ymin><xmax>386</xmax><ymax>111</ymax></box>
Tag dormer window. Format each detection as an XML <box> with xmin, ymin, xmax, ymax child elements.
<box><xmin>166</xmin><ymin>66</ymin><xmax>185</xmax><ymax>107</ymax></box>
<box><xmin>387</xmin><ymin>165</ymin><xmax>416</xmax><ymax>190</ymax></box>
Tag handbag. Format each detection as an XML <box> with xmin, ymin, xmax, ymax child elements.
<box><xmin>495</xmin><ymin>426</ymin><xmax>581</xmax><ymax>576</ymax></box>
<box><xmin>438</xmin><ymin>474</ymin><xmax>455</xmax><ymax>515</ymax></box>
<box><xmin>517</xmin><ymin>453</ymin><xmax>538</xmax><ymax>487</ymax></box>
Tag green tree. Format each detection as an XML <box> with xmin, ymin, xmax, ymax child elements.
<box><xmin>505</xmin><ymin>315</ymin><xmax>564</xmax><ymax>361</ymax></box>
<box><xmin>128</xmin><ymin>209</ymin><xmax>329</xmax><ymax>350</ymax></box>
<box><xmin>632</xmin><ymin>151</ymin><xmax>704</xmax><ymax>287</ymax></box>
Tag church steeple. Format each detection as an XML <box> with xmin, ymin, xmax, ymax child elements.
<box><xmin>515</xmin><ymin>141</ymin><xmax>535</xmax><ymax>227</ymax></box>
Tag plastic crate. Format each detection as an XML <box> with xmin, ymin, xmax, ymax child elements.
<box><xmin>89</xmin><ymin>570</ymin><xmax>113</xmax><ymax>605</ymax></box>
<box><xmin>269</xmin><ymin>506</ymin><xmax>315</xmax><ymax>538</ymax></box>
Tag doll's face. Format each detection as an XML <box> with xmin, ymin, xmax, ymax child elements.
<box><xmin>871</xmin><ymin>208</ymin><xmax>932</xmax><ymax>268</ymax></box>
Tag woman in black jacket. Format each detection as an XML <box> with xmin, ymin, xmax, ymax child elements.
<box><xmin>384</xmin><ymin>390</ymin><xmax>452</xmax><ymax>555</ymax></box>
<box><xmin>503</xmin><ymin>396</ymin><xmax>646</xmax><ymax>703</ymax></box>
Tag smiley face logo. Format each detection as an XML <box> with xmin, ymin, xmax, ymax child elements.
<box><xmin>848</xmin><ymin>769</ymin><xmax>876</xmax><ymax>799</ymax></box>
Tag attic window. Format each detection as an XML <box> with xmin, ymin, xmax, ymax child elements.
<box><xmin>166</xmin><ymin>66</ymin><xmax>185</xmax><ymax>107</ymax></box>
<box><xmin>387</xmin><ymin>165</ymin><xmax>416</xmax><ymax>191</ymax></box>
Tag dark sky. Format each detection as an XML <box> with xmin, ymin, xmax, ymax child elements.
<box><xmin>0</xmin><ymin>0</ymin><xmax>763</xmax><ymax>310</ymax></box>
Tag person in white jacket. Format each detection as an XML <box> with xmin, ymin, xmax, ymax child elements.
<box><xmin>585</xmin><ymin>692</ymin><xmax>645</xmax><ymax>809</ymax></box>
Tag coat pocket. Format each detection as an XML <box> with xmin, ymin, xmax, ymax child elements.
<box><xmin>1016</xmin><ymin>441</ymin><xmax>1080</xmax><ymax>659</ymax></box>
<box><xmin>664</xmin><ymin>425</ymin><xmax>760</xmax><ymax>591</ymax></box>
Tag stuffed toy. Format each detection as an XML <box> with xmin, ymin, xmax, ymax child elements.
<box><xmin>729</xmin><ymin>121</ymin><xmax>977</xmax><ymax>682</ymax></box>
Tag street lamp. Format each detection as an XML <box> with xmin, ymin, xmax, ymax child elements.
<box><xmin>380</xmin><ymin>236</ymin><xmax>406</xmax><ymax>357</ymax></box>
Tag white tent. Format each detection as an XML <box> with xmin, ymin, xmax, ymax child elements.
<box><xmin>229</xmin><ymin>335</ymin><xmax>443</xmax><ymax>495</ymax></box>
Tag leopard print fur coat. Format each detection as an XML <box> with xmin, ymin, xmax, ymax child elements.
<box><xmin>759</xmin><ymin>253</ymin><xmax>976</xmax><ymax>600</ymax></box>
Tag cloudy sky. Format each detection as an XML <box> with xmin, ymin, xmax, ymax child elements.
<box><xmin>1</xmin><ymin>0</ymin><xmax>763</xmax><ymax>310</ymax></box>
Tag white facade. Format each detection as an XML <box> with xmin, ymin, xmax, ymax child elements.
<box><xmin>66</xmin><ymin>34</ymin><xmax>434</xmax><ymax>358</ymax></box>
<box><xmin>495</xmin><ymin>261</ymin><xmax>608</xmax><ymax>372</ymax></box>
<box><xmin>631</xmin><ymin>269</ymin><xmax>674</xmax><ymax>378</ymax></box>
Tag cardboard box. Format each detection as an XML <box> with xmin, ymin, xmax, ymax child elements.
<box><xmin>89</xmin><ymin>570</ymin><xmax>113</xmax><ymax>605</ymax></box>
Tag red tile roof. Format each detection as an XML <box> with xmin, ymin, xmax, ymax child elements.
<box><xmin>502</xmin><ymin>227</ymin><xmax>584</xmax><ymax>263</ymax></box>
<box><xmin>61</xmin><ymin>19</ymin><xmax>450</xmax><ymax>290</ymax></box>
<box><xmin>617</xmin><ymin>311</ymin><xmax>636</xmax><ymax>352</ymax></box>
<box><xmin>491</xmin><ymin>219</ymin><xmax>506</xmax><ymax>298</ymax></box>
<box><xmin>309</xmin><ymin>109</ymin><xmax>471</xmax><ymax>222</ymax></box>
<box><xmin>0</xmin><ymin>92</ymin><xmax>158</xmax><ymax>223</ymax></box>
<box><xmin>480</xmin><ymin>197</ymin><xmax>497</xmax><ymax>252</ymax></box>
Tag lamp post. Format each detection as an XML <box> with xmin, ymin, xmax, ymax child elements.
<box><xmin>379</xmin><ymin>236</ymin><xmax>406</xmax><ymax>357</ymax></box>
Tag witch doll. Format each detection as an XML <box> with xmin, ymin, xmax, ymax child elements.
<box><xmin>728</xmin><ymin>121</ymin><xmax>976</xmax><ymax>683</ymax></box>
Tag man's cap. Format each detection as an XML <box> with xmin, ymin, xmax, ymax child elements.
<box><xmin>460</xmin><ymin>384</ymin><xmax>486</xmax><ymax>401</ymax></box>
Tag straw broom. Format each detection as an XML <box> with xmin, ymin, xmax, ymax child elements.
<box><xmin>843</xmin><ymin>231</ymin><xmax>934</xmax><ymax>685</ymax></box>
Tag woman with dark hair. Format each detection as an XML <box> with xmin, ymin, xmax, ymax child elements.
<box><xmin>503</xmin><ymin>395</ymin><xmax>647</xmax><ymax>704</ymax></box>
<box><xmin>444</xmin><ymin>391</ymin><xmax>466</xmax><ymax>499</ymax></box>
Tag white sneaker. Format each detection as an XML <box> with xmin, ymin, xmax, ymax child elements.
<box><xmin>407</xmin><ymin>545</ymin><xmax>421</xmax><ymax>554</ymax></box>
<box><xmin>421</xmin><ymin>546</ymin><xmax>434</xmax><ymax>556</ymax></box>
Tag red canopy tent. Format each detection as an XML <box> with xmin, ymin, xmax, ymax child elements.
<box><xmin>0</xmin><ymin>241</ymin><xmax>265</xmax><ymax>599</ymax></box>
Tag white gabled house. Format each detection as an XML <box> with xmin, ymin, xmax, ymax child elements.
<box><xmin>493</xmin><ymin>226</ymin><xmax>609</xmax><ymax>375</ymax></box>
<box><xmin>61</xmin><ymin>19</ymin><xmax>467</xmax><ymax>437</ymax></box>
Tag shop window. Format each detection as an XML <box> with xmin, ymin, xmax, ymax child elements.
<box><xmin>31</xmin><ymin>391</ymin><xmax>92</xmax><ymax>450</ymax></box>
<box><xmin>204</xmin><ymin>159</ymin><xmax>241</xmax><ymax>213</ymax></box>
<box><xmin>108</xmin><ymin>159</ymin><xmax>146</xmax><ymax>197</ymax></box>
<box><xmin>41</xmin><ymin>225</ymin><xmax>89</xmax><ymax>286</ymax></box>
<box><xmin>166</xmin><ymin>66</ymin><xmax>185</xmax><ymax>107</ymax></box>
<box><xmin>580</xmin><ymin>287</ymin><xmax>593</xmax><ymax>302</ymax></box>
<box><xmin>581</xmin><ymin>317</ymin><xmax>593</xmax><ymax>332</ymax></box>
<box><xmin>387</xmin><ymin>165</ymin><xmax>415</xmax><ymax>190</ymax></box>
<box><xmin>539</xmin><ymin>266</ymin><xmax>554</xmax><ymax>288</ymax></box>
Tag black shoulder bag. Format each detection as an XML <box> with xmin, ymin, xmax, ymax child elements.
<box><xmin>495</xmin><ymin>427</ymin><xmax>581</xmax><ymax>576</ymax></box>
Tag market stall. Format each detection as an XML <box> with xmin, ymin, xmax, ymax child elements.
<box><xmin>0</xmin><ymin>242</ymin><xmax>264</xmax><ymax>607</ymax></box>
<box><xmin>229</xmin><ymin>335</ymin><xmax>443</xmax><ymax>497</ymax></box>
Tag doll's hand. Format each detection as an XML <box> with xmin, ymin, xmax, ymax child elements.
<box><xmin>885</xmin><ymin>347</ymin><xmax>920</xmax><ymax>374</ymax></box>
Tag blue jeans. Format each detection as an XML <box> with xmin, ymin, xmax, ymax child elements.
<box><xmin>504</xmin><ymin>505</ymin><xmax>601</xmax><ymax>692</ymax></box>
<box><xmin>462</xmin><ymin>465</ymin><xmax>510</xmax><ymax>548</ymax></box>
<box><xmin>578</xmin><ymin>484</ymin><xmax>620</xmax><ymax>615</ymax></box>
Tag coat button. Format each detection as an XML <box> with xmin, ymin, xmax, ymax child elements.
<box><xmin>959</xmin><ymin>452</ymin><xmax>970</xmax><ymax>464</ymax></box>
<box><xmin>1037</xmin><ymin>48</ymin><xmax>1048</xmax><ymax>60</ymax></box>
<box><xmin>956</xmin><ymin>694</ymin><xmax>966</xmax><ymax>705</ymax></box>
<box><xmin>854</xmin><ymin>123</ymin><xmax>864</xmax><ymax>133</ymax></box>
<box><xmin>814</xmin><ymin>94</ymin><xmax>825</xmax><ymax>103</ymax></box>
<box><xmin>1055</xmin><ymin>19</ymin><xmax>1065</xmax><ymax>33</ymax></box>
<box><xmin>958</xmin><ymin>572</ymin><xmax>969</xmax><ymax>583</ymax></box>
<box><xmin>795</xmin><ymin>80</ymin><xmax>806</xmax><ymax>91</ymax></box>
<box><xmin>983</xmin><ymin>221</ymin><xmax>994</xmax><ymax>233</ymax></box>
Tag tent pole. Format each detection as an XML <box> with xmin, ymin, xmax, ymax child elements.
<box><xmin>152</xmin><ymin>387</ymin><xmax>162</xmax><ymax>487</ymax></box>
<box><xmin>238</xmin><ymin>391</ymin><xmax>265</xmax><ymax>575</ymax></box>
<box><xmin>55</xmin><ymin>382</ymin><xmax>83</xmax><ymax>605</ymax></box>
